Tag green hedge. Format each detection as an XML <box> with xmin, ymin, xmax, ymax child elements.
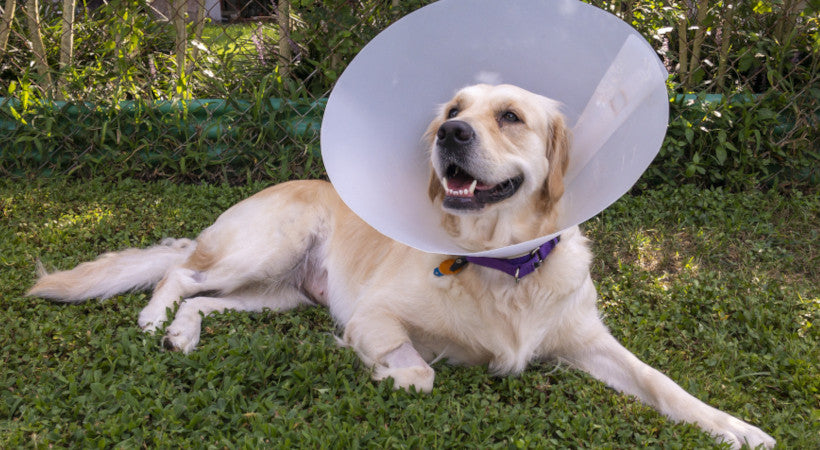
<box><xmin>0</xmin><ymin>96</ymin><xmax>325</xmax><ymax>183</ymax></box>
<box><xmin>1</xmin><ymin>92</ymin><xmax>816</xmax><ymax>190</ymax></box>
<box><xmin>643</xmin><ymin>92</ymin><xmax>819</xmax><ymax>191</ymax></box>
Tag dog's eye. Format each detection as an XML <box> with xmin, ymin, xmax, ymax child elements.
<box><xmin>501</xmin><ymin>111</ymin><xmax>520</xmax><ymax>123</ymax></box>
<box><xmin>447</xmin><ymin>108</ymin><xmax>459</xmax><ymax>119</ymax></box>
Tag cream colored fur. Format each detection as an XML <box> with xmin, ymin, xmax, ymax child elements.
<box><xmin>28</xmin><ymin>84</ymin><xmax>774</xmax><ymax>449</ymax></box>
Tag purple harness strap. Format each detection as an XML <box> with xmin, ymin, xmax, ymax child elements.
<box><xmin>465</xmin><ymin>236</ymin><xmax>560</xmax><ymax>281</ymax></box>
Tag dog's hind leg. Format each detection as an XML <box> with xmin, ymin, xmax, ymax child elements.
<box><xmin>137</xmin><ymin>266</ymin><xmax>213</xmax><ymax>332</ymax></box>
<box><xmin>137</xmin><ymin>181</ymin><xmax>332</xmax><ymax>332</ymax></box>
<box><xmin>137</xmin><ymin>226</ymin><xmax>323</xmax><ymax>332</ymax></box>
<box><xmin>161</xmin><ymin>287</ymin><xmax>312</xmax><ymax>353</ymax></box>
<box><xmin>137</xmin><ymin>247</ymin><xmax>319</xmax><ymax>332</ymax></box>
<box><xmin>135</xmin><ymin>254</ymin><xmax>288</xmax><ymax>332</ymax></box>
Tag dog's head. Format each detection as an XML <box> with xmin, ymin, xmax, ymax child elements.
<box><xmin>426</xmin><ymin>84</ymin><xmax>570</xmax><ymax>250</ymax></box>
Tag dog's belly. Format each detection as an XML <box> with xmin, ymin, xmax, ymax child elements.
<box><xmin>302</xmin><ymin>264</ymin><xmax>329</xmax><ymax>306</ymax></box>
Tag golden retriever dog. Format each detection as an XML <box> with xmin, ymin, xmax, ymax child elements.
<box><xmin>28</xmin><ymin>84</ymin><xmax>773</xmax><ymax>448</ymax></box>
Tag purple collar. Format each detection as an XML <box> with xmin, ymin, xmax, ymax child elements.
<box><xmin>465</xmin><ymin>236</ymin><xmax>560</xmax><ymax>282</ymax></box>
<box><xmin>433</xmin><ymin>236</ymin><xmax>561</xmax><ymax>281</ymax></box>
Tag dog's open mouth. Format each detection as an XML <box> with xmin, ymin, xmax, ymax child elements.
<box><xmin>440</xmin><ymin>165</ymin><xmax>524</xmax><ymax>210</ymax></box>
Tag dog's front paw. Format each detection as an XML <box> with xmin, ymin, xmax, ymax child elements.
<box><xmin>711</xmin><ymin>415</ymin><xmax>775</xmax><ymax>449</ymax></box>
<box><xmin>373</xmin><ymin>365</ymin><xmax>435</xmax><ymax>393</ymax></box>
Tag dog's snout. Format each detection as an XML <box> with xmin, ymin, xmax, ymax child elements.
<box><xmin>436</xmin><ymin>120</ymin><xmax>475</xmax><ymax>147</ymax></box>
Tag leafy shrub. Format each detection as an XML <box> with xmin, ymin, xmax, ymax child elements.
<box><xmin>0</xmin><ymin>0</ymin><xmax>817</xmax><ymax>191</ymax></box>
<box><xmin>643</xmin><ymin>92</ymin><xmax>819</xmax><ymax>191</ymax></box>
<box><xmin>0</xmin><ymin>83</ymin><xmax>325</xmax><ymax>183</ymax></box>
<box><xmin>284</xmin><ymin>0</ymin><xmax>431</xmax><ymax>95</ymax></box>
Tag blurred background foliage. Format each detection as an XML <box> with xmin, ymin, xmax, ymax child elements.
<box><xmin>0</xmin><ymin>0</ymin><xmax>817</xmax><ymax>189</ymax></box>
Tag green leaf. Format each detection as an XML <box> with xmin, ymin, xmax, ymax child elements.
<box><xmin>685</xmin><ymin>164</ymin><xmax>696</xmax><ymax>177</ymax></box>
<box><xmin>753</xmin><ymin>1</ymin><xmax>774</xmax><ymax>14</ymax></box>
<box><xmin>685</xmin><ymin>127</ymin><xmax>694</xmax><ymax>144</ymax></box>
<box><xmin>715</xmin><ymin>145</ymin><xmax>727</xmax><ymax>165</ymax></box>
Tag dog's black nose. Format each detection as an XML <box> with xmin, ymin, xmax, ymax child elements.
<box><xmin>437</xmin><ymin>120</ymin><xmax>475</xmax><ymax>147</ymax></box>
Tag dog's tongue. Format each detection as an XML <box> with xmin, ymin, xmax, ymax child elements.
<box><xmin>447</xmin><ymin>176</ymin><xmax>475</xmax><ymax>191</ymax></box>
<box><xmin>446</xmin><ymin>173</ymin><xmax>491</xmax><ymax>192</ymax></box>
<box><xmin>447</xmin><ymin>177</ymin><xmax>491</xmax><ymax>198</ymax></box>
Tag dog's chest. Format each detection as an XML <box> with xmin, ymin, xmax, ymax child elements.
<box><xmin>414</xmin><ymin>278</ymin><xmax>569</xmax><ymax>374</ymax></box>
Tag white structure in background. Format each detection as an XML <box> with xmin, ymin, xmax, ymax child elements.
<box><xmin>150</xmin><ymin>0</ymin><xmax>222</xmax><ymax>22</ymax></box>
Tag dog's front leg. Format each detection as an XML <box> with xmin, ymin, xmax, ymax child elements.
<box><xmin>375</xmin><ymin>342</ymin><xmax>435</xmax><ymax>393</ymax></box>
<box><xmin>563</xmin><ymin>331</ymin><xmax>775</xmax><ymax>449</ymax></box>
<box><xmin>343</xmin><ymin>313</ymin><xmax>434</xmax><ymax>392</ymax></box>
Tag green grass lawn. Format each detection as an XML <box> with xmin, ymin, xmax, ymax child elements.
<box><xmin>200</xmin><ymin>23</ymin><xmax>280</xmax><ymax>59</ymax></box>
<box><xmin>1</xmin><ymin>179</ymin><xmax>817</xmax><ymax>448</ymax></box>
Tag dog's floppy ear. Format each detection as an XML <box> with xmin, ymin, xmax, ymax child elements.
<box><xmin>425</xmin><ymin>115</ymin><xmax>446</xmax><ymax>203</ymax></box>
<box><xmin>541</xmin><ymin>112</ymin><xmax>570</xmax><ymax>209</ymax></box>
<box><xmin>428</xmin><ymin>165</ymin><xmax>444</xmax><ymax>202</ymax></box>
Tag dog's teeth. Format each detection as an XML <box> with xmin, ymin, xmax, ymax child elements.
<box><xmin>442</xmin><ymin>179</ymin><xmax>478</xmax><ymax>198</ymax></box>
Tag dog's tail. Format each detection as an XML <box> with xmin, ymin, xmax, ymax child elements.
<box><xmin>27</xmin><ymin>238</ymin><xmax>197</xmax><ymax>302</ymax></box>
